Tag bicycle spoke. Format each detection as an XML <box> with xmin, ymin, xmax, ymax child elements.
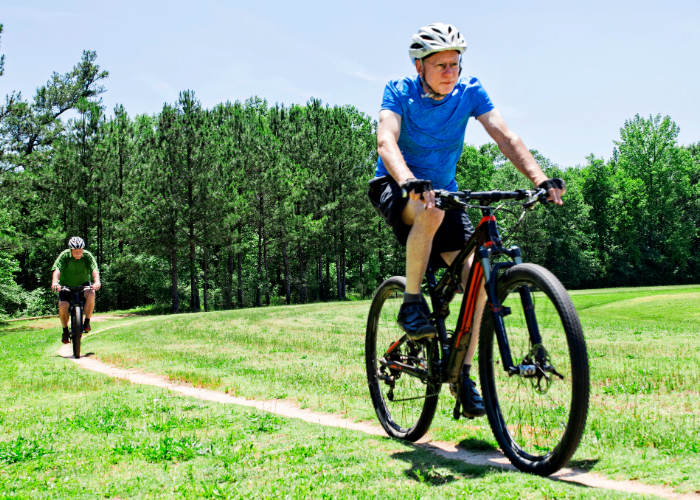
<box><xmin>495</xmin><ymin>284</ymin><xmax>573</xmax><ymax>456</ymax></box>
<box><xmin>366</xmin><ymin>278</ymin><xmax>439</xmax><ymax>441</ymax></box>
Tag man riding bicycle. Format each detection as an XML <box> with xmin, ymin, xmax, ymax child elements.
<box><xmin>368</xmin><ymin>23</ymin><xmax>565</xmax><ymax>418</ymax></box>
<box><xmin>50</xmin><ymin>237</ymin><xmax>102</xmax><ymax>344</ymax></box>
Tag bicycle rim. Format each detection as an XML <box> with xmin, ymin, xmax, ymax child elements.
<box><xmin>366</xmin><ymin>277</ymin><xmax>439</xmax><ymax>441</ymax></box>
<box><xmin>481</xmin><ymin>264</ymin><xmax>589</xmax><ymax>475</ymax></box>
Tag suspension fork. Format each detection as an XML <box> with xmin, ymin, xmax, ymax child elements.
<box><xmin>480</xmin><ymin>247</ymin><xmax>522</xmax><ymax>375</ymax></box>
<box><xmin>518</xmin><ymin>285</ymin><xmax>544</xmax><ymax>362</ymax></box>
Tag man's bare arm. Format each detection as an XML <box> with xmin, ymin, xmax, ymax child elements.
<box><xmin>92</xmin><ymin>270</ymin><xmax>101</xmax><ymax>290</ymax></box>
<box><xmin>477</xmin><ymin>109</ymin><xmax>563</xmax><ymax>205</ymax></box>
<box><xmin>51</xmin><ymin>269</ymin><xmax>61</xmax><ymax>292</ymax></box>
<box><xmin>377</xmin><ymin>109</ymin><xmax>435</xmax><ymax>208</ymax></box>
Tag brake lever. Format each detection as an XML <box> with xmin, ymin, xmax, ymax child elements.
<box><xmin>435</xmin><ymin>194</ymin><xmax>465</xmax><ymax>211</ymax></box>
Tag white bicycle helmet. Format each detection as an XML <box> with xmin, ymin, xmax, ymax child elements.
<box><xmin>409</xmin><ymin>23</ymin><xmax>467</xmax><ymax>64</ymax></box>
<box><xmin>68</xmin><ymin>236</ymin><xmax>85</xmax><ymax>249</ymax></box>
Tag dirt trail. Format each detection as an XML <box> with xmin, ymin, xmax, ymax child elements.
<box><xmin>58</xmin><ymin>325</ymin><xmax>699</xmax><ymax>500</ymax></box>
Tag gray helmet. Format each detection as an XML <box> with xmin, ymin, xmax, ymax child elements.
<box><xmin>68</xmin><ymin>236</ymin><xmax>85</xmax><ymax>249</ymax></box>
<box><xmin>409</xmin><ymin>23</ymin><xmax>467</xmax><ymax>64</ymax></box>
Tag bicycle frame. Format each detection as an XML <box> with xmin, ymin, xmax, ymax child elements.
<box><xmin>62</xmin><ymin>286</ymin><xmax>89</xmax><ymax>329</ymax></box>
<box><xmin>381</xmin><ymin>205</ymin><xmax>541</xmax><ymax>386</ymax></box>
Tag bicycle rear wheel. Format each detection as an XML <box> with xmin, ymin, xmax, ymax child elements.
<box><xmin>72</xmin><ymin>306</ymin><xmax>82</xmax><ymax>359</ymax></box>
<box><xmin>365</xmin><ymin>276</ymin><xmax>440</xmax><ymax>441</ymax></box>
<box><xmin>479</xmin><ymin>263</ymin><xmax>589</xmax><ymax>476</ymax></box>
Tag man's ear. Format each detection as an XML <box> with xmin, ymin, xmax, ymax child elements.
<box><xmin>414</xmin><ymin>59</ymin><xmax>422</xmax><ymax>74</ymax></box>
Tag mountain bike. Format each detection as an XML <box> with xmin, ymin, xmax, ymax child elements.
<box><xmin>365</xmin><ymin>188</ymin><xmax>590</xmax><ymax>476</ymax></box>
<box><xmin>60</xmin><ymin>285</ymin><xmax>92</xmax><ymax>359</ymax></box>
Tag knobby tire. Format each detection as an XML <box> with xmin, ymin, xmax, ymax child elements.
<box><xmin>479</xmin><ymin>263</ymin><xmax>589</xmax><ymax>476</ymax></box>
<box><xmin>365</xmin><ymin>276</ymin><xmax>440</xmax><ymax>441</ymax></box>
<box><xmin>72</xmin><ymin>306</ymin><xmax>82</xmax><ymax>359</ymax></box>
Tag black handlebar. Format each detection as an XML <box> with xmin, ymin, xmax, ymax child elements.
<box><xmin>59</xmin><ymin>285</ymin><xmax>93</xmax><ymax>292</ymax></box>
<box><xmin>434</xmin><ymin>188</ymin><xmax>548</xmax><ymax>209</ymax></box>
<box><xmin>437</xmin><ymin>188</ymin><xmax>544</xmax><ymax>201</ymax></box>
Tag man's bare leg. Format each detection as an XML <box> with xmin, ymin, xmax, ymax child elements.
<box><xmin>396</xmin><ymin>199</ymin><xmax>444</xmax><ymax>339</ymax></box>
<box><xmin>402</xmin><ymin>199</ymin><xmax>444</xmax><ymax>294</ymax></box>
<box><xmin>83</xmin><ymin>290</ymin><xmax>95</xmax><ymax>332</ymax></box>
<box><xmin>58</xmin><ymin>302</ymin><xmax>69</xmax><ymax>327</ymax></box>
<box><xmin>440</xmin><ymin>250</ymin><xmax>487</xmax><ymax>366</ymax></box>
<box><xmin>84</xmin><ymin>290</ymin><xmax>95</xmax><ymax>319</ymax></box>
<box><xmin>441</xmin><ymin>248</ymin><xmax>487</xmax><ymax>417</ymax></box>
<box><xmin>58</xmin><ymin>301</ymin><xmax>70</xmax><ymax>343</ymax></box>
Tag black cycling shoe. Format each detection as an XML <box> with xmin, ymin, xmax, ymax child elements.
<box><xmin>460</xmin><ymin>377</ymin><xmax>486</xmax><ymax>418</ymax></box>
<box><xmin>83</xmin><ymin>318</ymin><xmax>91</xmax><ymax>333</ymax></box>
<box><xmin>397</xmin><ymin>303</ymin><xmax>436</xmax><ymax>340</ymax></box>
<box><xmin>61</xmin><ymin>330</ymin><xmax>70</xmax><ymax>344</ymax></box>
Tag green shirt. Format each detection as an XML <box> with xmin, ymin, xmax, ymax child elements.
<box><xmin>52</xmin><ymin>250</ymin><xmax>98</xmax><ymax>287</ymax></box>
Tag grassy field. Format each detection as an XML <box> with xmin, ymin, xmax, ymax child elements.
<box><xmin>1</xmin><ymin>285</ymin><xmax>698</xmax><ymax>498</ymax></box>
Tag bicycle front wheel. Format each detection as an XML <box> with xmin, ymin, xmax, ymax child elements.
<box><xmin>72</xmin><ymin>306</ymin><xmax>82</xmax><ymax>359</ymax></box>
<box><xmin>479</xmin><ymin>264</ymin><xmax>589</xmax><ymax>476</ymax></box>
<box><xmin>365</xmin><ymin>276</ymin><xmax>440</xmax><ymax>441</ymax></box>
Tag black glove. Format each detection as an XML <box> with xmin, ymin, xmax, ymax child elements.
<box><xmin>538</xmin><ymin>178</ymin><xmax>566</xmax><ymax>192</ymax></box>
<box><xmin>401</xmin><ymin>178</ymin><xmax>433</xmax><ymax>199</ymax></box>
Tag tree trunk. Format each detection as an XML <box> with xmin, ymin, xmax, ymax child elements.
<box><xmin>117</xmin><ymin>146</ymin><xmax>125</xmax><ymax>310</ymax></box>
<box><xmin>298</xmin><ymin>242</ymin><xmax>305</xmax><ymax>303</ymax></box>
<box><xmin>190</xmin><ymin>238</ymin><xmax>199</xmax><ymax>312</ymax></box>
<box><xmin>263</xmin><ymin>236</ymin><xmax>270</xmax><ymax>306</ymax></box>
<box><xmin>255</xmin><ymin>209</ymin><xmax>262</xmax><ymax>307</ymax></box>
<box><xmin>171</xmin><ymin>248</ymin><xmax>179</xmax><ymax>314</ymax></box>
<box><xmin>282</xmin><ymin>242</ymin><xmax>291</xmax><ymax>305</ymax></box>
<box><xmin>237</xmin><ymin>223</ymin><xmax>243</xmax><ymax>307</ymax></box>
<box><xmin>226</xmin><ymin>241</ymin><xmax>233</xmax><ymax>309</ymax></box>
<box><xmin>334</xmin><ymin>229</ymin><xmax>341</xmax><ymax>300</ymax></box>
<box><xmin>318</xmin><ymin>254</ymin><xmax>324</xmax><ymax>302</ymax></box>
<box><xmin>340</xmin><ymin>225</ymin><xmax>346</xmax><ymax>300</ymax></box>
<box><xmin>359</xmin><ymin>242</ymin><xmax>364</xmax><ymax>300</ymax></box>
<box><xmin>203</xmin><ymin>246</ymin><xmax>209</xmax><ymax>312</ymax></box>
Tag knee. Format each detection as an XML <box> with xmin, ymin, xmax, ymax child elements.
<box><xmin>413</xmin><ymin>206</ymin><xmax>444</xmax><ymax>231</ymax></box>
<box><xmin>84</xmin><ymin>291</ymin><xmax>95</xmax><ymax>301</ymax></box>
<box><xmin>58</xmin><ymin>302</ymin><xmax>69</xmax><ymax>312</ymax></box>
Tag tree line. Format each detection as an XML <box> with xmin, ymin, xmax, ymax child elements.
<box><xmin>1</xmin><ymin>50</ymin><xmax>699</xmax><ymax>317</ymax></box>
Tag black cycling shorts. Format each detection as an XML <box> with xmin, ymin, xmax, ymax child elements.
<box><xmin>58</xmin><ymin>282</ymin><xmax>91</xmax><ymax>303</ymax></box>
<box><xmin>368</xmin><ymin>175</ymin><xmax>474</xmax><ymax>268</ymax></box>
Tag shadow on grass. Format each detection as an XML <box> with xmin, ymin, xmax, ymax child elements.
<box><xmin>458</xmin><ymin>437</ymin><xmax>497</xmax><ymax>452</ymax></box>
<box><xmin>568</xmin><ymin>458</ymin><xmax>600</xmax><ymax>471</ymax></box>
<box><xmin>55</xmin><ymin>352</ymin><xmax>95</xmax><ymax>359</ymax></box>
<box><xmin>392</xmin><ymin>448</ymin><xmax>486</xmax><ymax>487</ymax></box>
<box><xmin>390</xmin><ymin>438</ymin><xmax>598</xmax><ymax>493</ymax></box>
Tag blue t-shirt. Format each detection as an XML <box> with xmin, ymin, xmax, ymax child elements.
<box><xmin>375</xmin><ymin>74</ymin><xmax>494</xmax><ymax>190</ymax></box>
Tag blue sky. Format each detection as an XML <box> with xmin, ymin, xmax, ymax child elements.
<box><xmin>2</xmin><ymin>0</ymin><xmax>698</xmax><ymax>167</ymax></box>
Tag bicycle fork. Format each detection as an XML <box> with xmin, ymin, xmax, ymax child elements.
<box><xmin>480</xmin><ymin>245</ymin><xmax>564</xmax><ymax>381</ymax></box>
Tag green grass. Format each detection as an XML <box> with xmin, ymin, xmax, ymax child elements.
<box><xmin>1</xmin><ymin>285</ymin><xmax>698</xmax><ymax>497</ymax></box>
<box><xmin>82</xmin><ymin>284</ymin><xmax>700</xmax><ymax>494</ymax></box>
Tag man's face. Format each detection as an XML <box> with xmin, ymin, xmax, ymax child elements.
<box><xmin>415</xmin><ymin>50</ymin><xmax>461</xmax><ymax>96</ymax></box>
<box><xmin>71</xmin><ymin>249</ymin><xmax>83</xmax><ymax>260</ymax></box>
